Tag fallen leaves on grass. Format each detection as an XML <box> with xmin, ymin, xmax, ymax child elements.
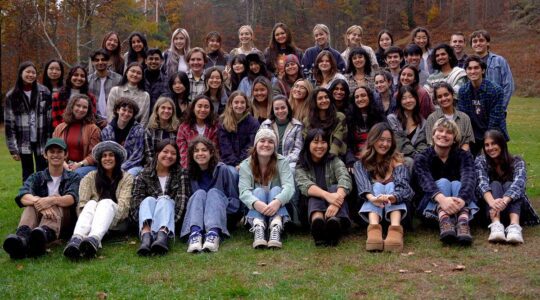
<box><xmin>258</xmin><ymin>262</ymin><xmax>267</xmax><ymax>266</ymax></box>
<box><xmin>96</xmin><ymin>291</ymin><xmax>107</xmax><ymax>299</ymax></box>
<box><xmin>452</xmin><ymin>265</ymin><xmax>466</xmax><ymax>271</ymax></box>
<box><xmin>98</xmin><ymin>255</ymin><xmax>105</xmax><ymax>259</ymax></box>
<box><xmin>400</xmin><ymin>251</ymin><xmax>415</xmax><ymax>256</ymax></box>
<box><xmin>424</xmin><ymin>270</ymin><xmax>432</xmax><ymax>273</ymax></box>
<box><xmin>16</xmin><ymin>264</ymin><xmax>24</xmax><ymax>271</ymax></box>
<box><xmin>399</xmin><ymin>269</ymin><xmax>408</xmax><ymax>273</ymax></box>
<box><xmin>252</xmin><ymin>271</ymin><xmax>261</xmax><ymax>275</ymax></box>
<box><xmin>129</xmin><ymin>241</ymin><xmax>136</xmax><ymax>245</ymax></box>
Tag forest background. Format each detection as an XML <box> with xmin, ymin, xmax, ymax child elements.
<box><xmin>0</xmin><ymin>0</ymin><xmax>539</xmax><ymax>105</ymax></box>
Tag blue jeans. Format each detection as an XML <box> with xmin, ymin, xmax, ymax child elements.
<box><xmin>138</xmin><ymin>195</ymin><xmax>175</xmax><ymax>237</ymax></box>
<box><xmin>74</xmin><ymin>166</ymin><xmax>97</xmax><ymax>177</ymax></box>
<box><xmin>180</xmin><ymin>188</ymin><xmax>229</xmax><ymax>238</ymax></box>
<box><xmin>127</xmin><ymin>166</ymin><xmax>143</xmax><ymax>177</ymax></box>
<box><xmin>246</xmin><ymin>186</ymin><xmax>290</xmax><ymax>225</ymax></box>
<box><xmin>359</xmin><ymin>182</ymin><xmax>407</xmax><ymax>222</ymax></box>
<box><xmin>423</xmin><ymin>178</ymin><xmax>479</xmax><ymax>220</ymax></box>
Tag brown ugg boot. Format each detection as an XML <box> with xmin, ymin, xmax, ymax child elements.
<box><xmin>384</xmin><ymin>225</ymin><xmax>404</xmax><ymax>252</ymax></box>
<box><xmin>366</xmin><ymin>224</ymin><xmax>383</xmax><ymax>251</ymax></box>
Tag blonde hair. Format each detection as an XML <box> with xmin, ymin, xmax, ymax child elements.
<box><xmin>221</xmin><ymin>91</ymin><xmax>250</xmax><ymax>133</ymax></box>
<box><xmin>344</xmin><ymin>25</ymin><xmax>364</xmax><ymax>47</ymax></box>
<box><xmin>147</xmin><ymin>97</ymin><xmax>180</xmax><ymax>131</ymax></box>
<box><xmin>288</xmin><ymin>78</ymin><xmax>313</xmax><ymax>122</ymax></box>
<box><xmin>432</xmin><ymin>118</ymin><xmax>461</xmax><ymax>144</ymax></box>
<box><xmin>238</xmin><ymin>25</ymin><xmax>255</xmax><ymax>49</ymax></box>
<box><xmin>313</xmin><ymin>24</ymin><xmax>331</xmax><ymax>45</ymax></box>
<box><xmin>165</xmin><ymin>28</ymin><xmax>191</xmax><ymax>76</ymax></box>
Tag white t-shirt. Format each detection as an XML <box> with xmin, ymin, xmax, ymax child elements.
<box><xmin>97</xmin><ymin>77</ymin><xmax>107</xmax><ymax>118</ymax></box>
<box><xmin>47</xmin><ymin>175</ymin><xmax>62</xmax><ymax>196</ymax></box>
<box><xmin>158</xmin><ymin>176</ymin><xmax>168</xmax><ymax>192</ymax></box>
<box><xmin>196</xmin><ymin>124</ymin><xmax>206</xmax><ymax>136</ymax></box>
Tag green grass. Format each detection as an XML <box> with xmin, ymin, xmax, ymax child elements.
<box><xmin>0</xmin><ymin>97</ymin><xmax>539</xmax><ymax>298</ymax></box>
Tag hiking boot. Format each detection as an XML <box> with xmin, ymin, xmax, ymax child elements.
<box><xmin>267</xmin><ymin>224</ymin><xmax>283</xmax><ymax>249</ymax></box>
<box><xmin>439</xmin><ymin>218</ymin><xmax>457</xmax><ymax>244</ymax></box>
<box><xmin>79</xmin><ymin>236</ymin><xmax>100</xmax><ymax>258</ymax></box>
<box><xmin>325</xmin><ymin>217</ymin><xmax>342</xmax><ymax>246</ymax></box>
<box><xmin>487</xmin><ymin>221</ymin><xmax>506</xmax><ymax>243</ymax></box>
<box><xmin>137</xmin><ymin>232</ymin><xmax>153</xmax><ymax>256</ymax></box>
<box><xmin>151</xmin><ymin>231</ymin><xmax>169</xmax><ymax>255</ymax></box>
<box><xmin>3</xmin><ymin>226</ymin><xmax>31</xmax><ymax>259</ymax></box>
<box><xmin>187</xmin><ymin>231</ymin><xmax>203</xmax><ymax>253</ymax></box>
<box><xmin>311</xmin><ymin>218</ymin><xmax>326</xmax><ymax>246</ymax></box>
<box><xmin>366</xmin><ymin>224</ymin><xmax>384</xmax><ymax>251</ymax></box>
<box><xmin>384</xmin><ymin>225</ymin><xmax>404</xmax><ymax>252</ymax></box>
<box><xmin>250</xmin><ymin>224</ymin><xmax>267</xmax><ymax>249</ymax></box>
<box><xmin>456</xmin><ymin>221</ymin><xmax>473</xmax><ymax>246</ymax></box>
<box><xmin>506</xmin><ymin>224</ymin><xmax>524</xmax><ymax>244</ymax></box>
<box><xmin>63</xmin><ymin>235</ymin><xmax>83</xmax><ymax>259</ymax></box>
<box><xmin>202</xmin><ymin>232</ymin><xmax>220</xmax><ymax>252</ymax></box>
<box><xmin>29</xmin><ymin>226</ymin><xmax>55</xmax><ymax>257</ymax></box>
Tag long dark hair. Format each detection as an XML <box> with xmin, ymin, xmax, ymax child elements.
<box><xmin>247</xmin><ymin>54</ymin><xmax>272</xmax><ymax>81</ymax></box>
<box><xmin>228</xmin><ymin>54</ymin><xmax>248</xmax><ymax>91</ymax></box>
<box><xmin>58</xmin><ymin>65</ymin><xmax>90</xmax><ymax>101</ymax></box>
<box><xmin>266</xmin><ymin>22</ymin><xmax>300</xmax><ymax>73</ymax></box>
<box><xmin>126</xmin><ymin>32</ymin><xmax>148</xmax><ymax>64</ymax></box>
<box><xmin>187</xmin><ymin>136</ymin><xmax>219</xmax><ymax>181</ymax></box>
<box><xmin>168</xmin><ymin>71</ymin><xmax>190</xmax><ymax>118</ymax></box>
<box><xmin>120</xmin><ymin>62</ymin><xmax>145</xmax><ymax>90</ymax></box>
<box><xmin>484</xmin><ymin>130</ymin><xmax>515</xmax><ymax>182</ymax></box>
<box><xmin>361</xmin><ymin>122</ymin><xmax>403</xmax><ymax>180</ymax></box>
<box><xmin>308</xmin><ymin>88</ymin><xmax>338</xmax><ymax>132</ymax></box>
<box><xmin>268</xmin><ymin>95</ymin><xmax>293</xmax><ymax>121</ymax></box>
<box><xmin>395</xmin><ymin>85</ymin><xmax>422</xmax><ymax>129</ymax></box>
<box><xmin>11</xmin><ymin>61</ymin><xmax>38</xmax><ymax>104</ymax></box>
<box><xmin>155</xmin><ymin>139</ymin><xmax>181</xmax><ymax>169</ymax></box>
<box><xmin>42</xmin><ymin>59</ymin><xmax>64</xmax><ymax>93</ymax></box>
<box><xmin>328</xmin><ymin>79</ymin><xmax>351</xmax><ymax>113</ymax></box>
<box><xmin>376</xmin><ymin>29</ymin><xmax>394</xmax><ymax>55</ymax></box>
<box><xmin>184</xmin><ymin>95</ymin><xmax>216</xmax><ymax>127</ymax></box>
<box><xmin>398</xmin><ymin>64</ymin><xmax>420</xmax><ymax>90</ymax></box>
<box><xmin>346</xmin><ymin>47</ymin><xmax>373</xmax><ymax>76</ymax></box>
<box><xmin>297</xmin><ymin>128</ymin><xmax>333</xmax><ymax>171</ymax></box>
<box><xmin>349</xmin><ymin>86</ymin><xmax>385</xmax><ymax>132</ymax></box>
<box><xmin>101</xmin><ymin>31</ymin><xmax>124</xmax><ymax>74</ymax></box>
<box><xmin>95</xmin><ymin>149</ymin><xmax>124</xmax><ymax>202</ymax></box>
<box><xmin>411</xmin><ymin>27</ymin><xmax>431</xmax><ymax>51</ymax></box>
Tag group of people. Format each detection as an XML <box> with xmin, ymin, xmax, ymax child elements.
<box><xmin>3</xmin><ymin>22</ymin><xmax>538</xmax><ymax>260</ymax></box>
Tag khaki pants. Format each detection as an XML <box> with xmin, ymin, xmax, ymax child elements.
<box><xmin>18</xmin><ymin>205</ymin><xmax>72</xmax><ymax>239</ymax></box>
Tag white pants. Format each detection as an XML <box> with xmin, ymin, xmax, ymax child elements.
<box><xmin>73</xmin><ymin>199</ymin><xmax>118</xmax><ymax>246</ymax></box>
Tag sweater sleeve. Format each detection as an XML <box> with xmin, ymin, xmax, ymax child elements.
<box><xmin>388</xmin><ymin>114</ymin><xmax>416</xmax><ymax>157</ymax></box>
<box><xmin>392</xmin><ymin>164</ymin><xmax>414</xmax><ymax>204</ymax></box>
<box><xmin>333</xmin><ymin>157</ymin><xmax>352</xmax><ymax>194</ymax></box>
<box><xmin>77</xmin><ymin>172</ymin><xmax>95</xmax><ymax>215</ymax></box>
<box><xmin>112</xmin><ymin>173</ymin><xmax>134</xmax><ymax>227</ymax></box>
<box><xmin>505</xmin><ymin>157</ymin><xmax>527</xmax><ymax>201</ymax></box>
<box><xmin>273</xmin><ymin>157</ymin><xmax>295</xmax><ymax>205</ymax></box>
<box><xmin>295</xmin><ymin>167</ymin><xmax>316</xmax><ymax>197</ymax></box>
<box><xmin>475</xmin><ymin>155</ymin><xmax>491</xmax><ymax>195</ymax></box>
<box><xmin>413</xmin><ymin>149</ymin><xmax>441</xmax><ymax>199</ymax></box>
<box><xmin>217</xmin><ymin>124</ymin><xmax>238</xmax><ymax>166</ymax></box>
<box><xmin>352</xmin><ymin>161</ymin><xmax>372</xmax><ymax>198</ymax></box>
<box><xmin>106</xmin><ymin>87</ymin><xmax>120</xmax><ymax>122</ymax></box>
<box><xmin>238</xmin><ymin>160</ymin><xmax>259</xmax><ymax>209</ymax></box>
<box><xmin>176</xmin><ymin>124</ymin><xmax>189</xmax><ymax>169</ymax></box>
<box><xmin>4</xmin><ymin>92</ymin><xmax>19</xmax><ymax>155</ymax></box>
<box><xmin>85</xmin><ymin>125</ymin><xmax>101</xmax><ymax>165</ymax></box>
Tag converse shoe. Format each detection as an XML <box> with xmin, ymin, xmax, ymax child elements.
<box><xmin>187</xmin><ymin>231</ymin><xmax>203</xmax><ymax>253</ymax></box>
<box><xmin>63</xmin><ymin>236</ymin><xmax>83</xmax><ymax>259</ymax></box>
<box><xmin>202</xmin><ymin>232</ymin><xmax>220</xmax><ymax>252</ymax></box>
<box><xmin>506</xmin><ymin>224</ymin><xmax>524</xmax><ymax>244</ymax></box>
<box><xmin>487</xmin><ymin>221</ymin><xmax>506</xmax><ymax>243</ymax></box>
<box><xmin>250</xmin><ymin>224</ymin><xmax>267</xmax><ymax>249</ymax></box>
<box><xmin>79</xmin><ymin>236</ymin><xmax>100</xmax><ymax>258</ymax></box>
<box><xmin>267</xmin><ymin>224</ymin><xmax>282</xmax><ymax>249</ymax></box>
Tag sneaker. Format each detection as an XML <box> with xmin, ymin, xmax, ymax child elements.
<box><xmin>487</xmin><ymin>221</ymin><xmax>506</xmax><ymax>243</ymax></box>
<box><xmin>439</xmin><ymin>218</ymin><xmax>457</xmax><ymax>244</ymax></box>
<box><xmin>187</xmin><ymin>231</ymin><xmax>203</xmax><ymax>253</ymax></box>
<box><xmin>506</xmin><ymin>224</ymin><xmax>524</xmax><ymax>244</ymax></box>
<box><xmin>63</xmin><ymin>236</ymin><xmax>83</xmax><ymax>259</ymax></box>
<box><xmin>267</xmin><ymin>224</ymin><xmax>282</xmax><ymax>249</ymax></box>
<box><xmin>250</xmin><ymin>224</ymin><xmax>267</xmax><ymax>249</ymax></box>
<box><xmin>202</xmin><ymin>232</ymin><xmax>220</xmax><ymax>252</ymax></box>
<box><xmin>456</xmin><ymin>222</ymin><xmax>473</xmax><ymax>246</ymax></box>
<box><xmin>79</xmin><ymin>236</ymin><xmax>100</xmax><ymax>258</ymax></box>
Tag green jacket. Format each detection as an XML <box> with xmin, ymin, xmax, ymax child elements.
<box><xmin>304</xmin><ymin>112</ymin><xmax>348</xmax><ymax>157</ymax></box>
<box><xmin>239</xmin><ymin>154</ymin><xmax>295</xmax><ymax>209</ymax></box>
<box><xmin>295</xmin><ymin>156</ymin><xmax>352</xmax><ymax>197</ymax></box>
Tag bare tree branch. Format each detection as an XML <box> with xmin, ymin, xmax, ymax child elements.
<box><xmin>33</xmin><ymin>0</ymin><xmax>71</xmax><ymax>67</ymax></box>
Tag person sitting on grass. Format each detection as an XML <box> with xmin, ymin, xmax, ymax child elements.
<box><xmin>414</xmin><ymin>118</ymin><xmax>478</xmax><ymax>246</ymax></box>
<box><xmin>3</xmin><ymin>138</ymin><xmax>80</xmax><ymax>259</ymax></box>
<box><xmin>295</xmin><ymin>128</ymin><xmax>352</xmax><ymax>246</ymax></box>
<box><xmin>130</xmin><ymin>139</ymin><xmax>191</xmax><ymax>256</ymax></box>
<box><xmin>352</xmin><ymin>122</ymin><xmax>413</xmax><ymax>252</ymax></box>
<box><xmin>239</xmin><ymin>129</ymin><xmax>295</xmax><ymax>249</ymax></box>
<box><xmin>181</xmin><ymin>137</ymin><xmax>241</xmax><ymax>253</ymax></box>
<box><xmin>63</xmin><ymin>141</ymin><xmax>134</xmax><ymax>259</ymax></box>
<box><xmin>475</xmin><ymin>130</ymin><xmax>540</xmax><ymax>244</ymax></box>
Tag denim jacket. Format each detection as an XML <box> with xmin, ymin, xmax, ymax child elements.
<box><xmin>485</xmin><ymin>52</ymin><xmax>514</xmax><ymax>110</ymax></box>
<box><xmin>15</xmin><ymin>168</ymin><xmax>80</xmax><ymax>208</ymax></box>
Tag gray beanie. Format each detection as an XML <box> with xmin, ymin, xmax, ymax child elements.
<box><xmin>92</xmin><ymin>141</ymin><xmax>127</xmax><ymax>164</ymax></box>
<box><xmin>254</xmin><ymin>128</ymin><xmax>277</xmax><ymax>152</ymax></box>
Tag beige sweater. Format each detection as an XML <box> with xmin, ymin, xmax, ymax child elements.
<box><xmin>77</xmin><ymin>171</ymin><xmax>134</xmax><ymax>227</ymax></box>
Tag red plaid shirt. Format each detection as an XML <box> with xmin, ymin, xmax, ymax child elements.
<box><xmin>176</xmin><ymin>122</ymin><xmax>219</xmax><ymax>168</ymax></box>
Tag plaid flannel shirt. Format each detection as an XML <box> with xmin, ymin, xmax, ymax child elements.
<box><xmin>52</xmin><ymin>91</ymin><xmax>97</xmax><ymax>128</ymax></box>
<box><xmin>101</xmin><ymin>121</ymin><xmax>145</xmax><ymax>171</ymax></box>
<box><xmin>176</xmin><ymin>122</ymin><xmax>219</xmax><ymax>169</ymax></box>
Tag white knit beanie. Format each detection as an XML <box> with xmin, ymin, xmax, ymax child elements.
<box><xmin>254</xmin><ymin>128</ymin><xmax>277</xmax><ymax>152</ymax></box>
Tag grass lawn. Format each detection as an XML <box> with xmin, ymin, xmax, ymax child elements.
<box><xmin>0</xmin><ymin>97</ymin><xmax>539</xmax><ymax>298</ymax></box>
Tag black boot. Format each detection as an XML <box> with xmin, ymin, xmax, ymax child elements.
<box><xmin>151</xmin><ymin>231</ymin><xmax>169</xmax><ymax>255</ymax></box>
<box><xmin>29</xmin><ymin>226</ymin><xmax>56</xmax><ymax>257</ymax></box>
<box><xmin>137</xmin><ymin>232</ymin><xmax>153</xmax><ymax>256</ymax></box>
<box><xmin>63</xmin><ymin>235</ymin><xmax>83</xmax><ymax>259</ymax></box>
<box><xmin>325</xmin><ymin>217</ymin><xmax>342</xmax><ymax>246</ymax></box>
<box><xmin>79</xmin><ymin>236</ymin><xmax>100</xmax><ymax>258</ymax></box>
<box><xmin>311</xmin><ymin>218</ymin><xmax>326</xmax><ymax>246</ymax></box>
<box><xmin>3</xmin><ymin>226</ymin><xmax>31</xmax><ymax>259</ymax></box>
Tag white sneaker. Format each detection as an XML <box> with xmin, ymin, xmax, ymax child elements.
<box><xmin>506</xmin><ymin>224</ymin><xmax>524</xmax><ymax>244</ymax></box>
<box><xmin>202</xmin><ymin>232</ymin><xmax>220</xmax><ymax>252</ymax></box>
<box><xmin>187</xmin><ymin>231</ymin><xmax>203</xmax><ymax>253</ymax></box>
<box><xmin>487</xmin><ymin>221</ymin><xmax>506</xmax><ymax>243</ymax></box>
<box><xmin>250</xmin><ymin>224</ymin><xmax>267</xmax><ymax>249</ymax></box>
<box><xmin>267</xmin><ymin>224</ymin><xmax>282</xmax><ymax>249</ymax></box>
